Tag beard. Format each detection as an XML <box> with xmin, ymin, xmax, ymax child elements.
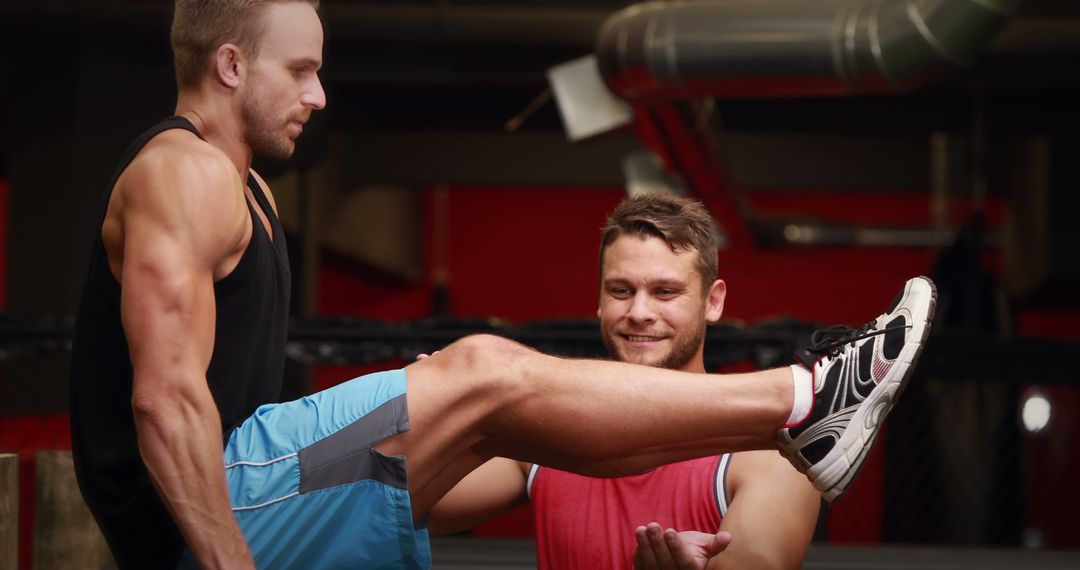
<box><xmin>601</xmin><ymin>319</ymin><xmax>706</xmax><ymax>371</ymax></box>
<box><xmin>241</xmin><ymin>88</ymin><xmax>296</xmax><ymax>161</ymax></box>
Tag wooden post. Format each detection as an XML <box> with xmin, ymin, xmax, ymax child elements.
<box><xmin>0</xmin><ymin>454</ymin><xmax>17</xmax><ymax>570</ymax></box>
<box><xmin>33</xmin><ymin>451</ymin><xmax>113</xmax><ymax>570</ymax></box>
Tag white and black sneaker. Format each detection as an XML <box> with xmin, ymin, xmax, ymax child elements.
<box><xmin>777</xmin><ymin>276</ymin><xmax>936</xmax><ymax>503</ymax></box>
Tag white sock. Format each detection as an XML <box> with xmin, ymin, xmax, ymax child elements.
<box><xmin>786</xmin><ymin>364</ymin><xmax>814</xmax><ymax>426</ymax></box>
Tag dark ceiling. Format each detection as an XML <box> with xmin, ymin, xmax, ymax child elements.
<box><xmin>2</xmin><ymin>0</ymin><xmax>1078</xmax><ymax>130</ymax></box>
<box><xmin>0</xmin><ymin>0</ymin><xmax>1077</xmax><ymax>179</ymax></box>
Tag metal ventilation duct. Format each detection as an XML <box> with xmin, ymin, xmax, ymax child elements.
<box><xmin>596</xmin><ymin>0</ymin><xmax>1021</xmax><ymax>103</ymax></box>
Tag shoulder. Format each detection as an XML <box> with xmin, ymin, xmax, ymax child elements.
<box><xmin>122</xmin><ymin>130</ymin><xmax>243</xmax><ymax>202</ymax></box>
<box><xmin>116</xmin><ymin>130</ymin><xmax>249</xmax><ymax>255</ymax></box>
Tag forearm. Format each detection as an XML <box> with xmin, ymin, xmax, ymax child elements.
<box><xmin>134</xmin><ymin>386</ymin><xmax>254</xmax><ymax>569</ymax></box>
<box><xmin>707</xmin><ymin>517</ymin><xmax>813</xmax><ymax>569</ymax></box>
<box><xmin>428</xmin><ymin>458</ymin><xmax>528</xmax><ymax>535</ymax></box>
<box><xmin>707</xmin><ymin>550</ymin><xmax>790</xmax><ymax>570</ymax></box>
<box><xmin>428</xmin><ymin>502</ymin><xmax>509</xmax><ymax>535</ymax></box>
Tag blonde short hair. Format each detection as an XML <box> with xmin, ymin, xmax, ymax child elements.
<box><xmin>171</xmin><ymin>0</ymin><xmax>320</xmax><ymax>88</ymax></box>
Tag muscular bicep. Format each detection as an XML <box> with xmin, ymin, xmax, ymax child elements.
<box><xmin>121</xmin><ymin>209</ymin><xmax>217</xmax><ymax>394</ymax></box>
<box><xmin>428</xmin><ymin>458</ymin><xmax>529</xmax><ymax>535</ymax></box>
<box><xmin>708</xmin><ymin>451</ymin><xmax>820</xmax><ymax>570</ymax></box>
<box><xmin>118</xmin><ymin>148</ymin><xmax>248</xmax><ymax>403</ymax></box>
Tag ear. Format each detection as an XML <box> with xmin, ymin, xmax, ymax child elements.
<box><xmin>704</xmin><ymin>279</ymin><xmax>726</xmax><ymax>323</ymax></box>
<box><xmin>214</xmin><ymin>43</ymin><xmax>245</xmax><ymax>89</ymax></box>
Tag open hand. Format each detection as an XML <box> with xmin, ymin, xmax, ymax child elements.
<box><xmin>633</xmin><ymin>522</ymin><xmax>732</xmax><ymax>570</ymax></box>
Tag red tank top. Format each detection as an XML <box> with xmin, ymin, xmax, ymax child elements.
<box><xmin>530</xmin><ymin>455</ymin><xmax>730</xmax><ymax>570</ymax></box>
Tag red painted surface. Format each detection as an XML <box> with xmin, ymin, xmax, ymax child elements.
<box><xmin>826</xmin><ymin>428</ymin><xmax>886</xmax><ymax>543</ymax></box>
<box><xmin>1017</xmin><ymin>311</ymin><xmax>1080</xmax><ymax>341</ymax></box>
<box><xmin>320</xmin><ymin>187</ymin><xmax>627</xmax><ymax>322</ymax></box>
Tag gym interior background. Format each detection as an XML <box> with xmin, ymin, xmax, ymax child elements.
<box><xmin>1</xmin><ymin>0</ymin><xmax>1079</xmax><ymax>568</ymax></box>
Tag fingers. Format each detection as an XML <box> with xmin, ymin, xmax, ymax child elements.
<box><xmin>634</xmin><ymin>523</ymin><xmax>675</xmax><ymax>570</ymax></box>
<box><xmin>652</xmin><ymin>525</ymin><xmax>679</xmax><ymax>570</ymax></box>
<box><xmin>634</xmin><ymin>524</ymin><xmax>728</xmax><ymax>570</ymax></box>
<box><xmin>666</xmin><ymin>530</ymin><xmax>698</xmax><ymax>569</ymax></box>
<box><xmin>634</xmin><ymin>525</ymin><xmax>655</xmax><ymax>569</ymax></box>
<box><xmin>414</xmin><ymin>350</ymin><xmax>441</xmax><ymax>361</ymax></box>
<box><xmin>708</xmin><ymin>530</ymin><xmax>732</xmax><ymax>555</ymax></box>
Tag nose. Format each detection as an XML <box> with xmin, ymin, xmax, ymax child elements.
<box><xmin>302</xmin><ymin>75</ymin><xmax>327</xmax><ymax>110</ymax></box>
<box><xmin>626</xmin><ymin>292</ymin><xmax>657</xmax><ymax>325</ymax></box>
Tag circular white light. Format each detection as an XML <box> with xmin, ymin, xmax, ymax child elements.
<box><xmin>783</xmin><ymin>225</ymin><xmax>801</xmax><ymax>242</ymax></box>
<box><xmin>1022</xmin><ymin>394</ymin><xmax>1051</xmax><ymax>434</ymax></box>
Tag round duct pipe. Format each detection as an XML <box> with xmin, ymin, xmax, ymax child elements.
<box><xmin>596</xmin><ymin>0</ymin><xmax>1021</xmax><ymax>103</ymax></box>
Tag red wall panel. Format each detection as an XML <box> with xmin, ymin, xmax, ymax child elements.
<box><xmin>320</xmin><ymin>187</ymin><xmax>627</xmax><ymax>322</ymax></box>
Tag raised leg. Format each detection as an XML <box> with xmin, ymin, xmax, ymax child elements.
<box><xmin>374</xmin><ymin>334</ymin><xmax>793</xmax><ymax>517</ymax></box>
<box><xmin>380</xmin><ymin>275</ymin><xmax>937</xmax><ymax>514</ymax></box>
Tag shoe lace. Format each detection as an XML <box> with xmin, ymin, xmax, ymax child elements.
<box><xmin>794</xmin><ymin>321</ymin><xmax>907</xmax><ymax>368</ymax></box>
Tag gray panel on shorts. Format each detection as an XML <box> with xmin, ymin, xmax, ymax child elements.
<box><xmin>298</xmin><ymin>394</ymin><xmax>410</xmax><ymax>492</ymax></box>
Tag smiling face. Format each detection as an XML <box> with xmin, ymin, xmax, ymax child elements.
<box><xmin>240</xmin><ymin>1</ymin><xmax>326</xmax><ymax>160</ymax></box>
<box><xmin>598</xmin><ymin>234</ymin><xmax>725</xmax><ymax>372</ymax></box>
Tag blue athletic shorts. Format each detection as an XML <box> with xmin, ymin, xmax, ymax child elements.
<box><xmin>180</xmin><ymin>368</ymin><xmax>431</xmax><ymax>569</ymax></box>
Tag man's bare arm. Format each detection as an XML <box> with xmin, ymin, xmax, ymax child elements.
<box><xmin>634</xmin><ymin>523</ymin><xmax>731</xmax><ymax>570</ymax></box>
<box><xmin>631</xmin><ymin>451</ymin><xmax>818</xmax><ymax>570</ymax></box>
<box><xmin>119</xmin><ymin>140</ymin><xmax>254</xmax><ymax>569</ymax></box>
<box><xmin>706</xmin><ymin>451</ymin><xmax>819</xmax><ymax>570</ymax></box>
<box><xmin>428</xmin><ymin>457</ymin><xmax>529</xmax><ymax>535</ymax></box>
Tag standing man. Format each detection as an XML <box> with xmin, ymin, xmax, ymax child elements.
<box><xmin>430</xmin><ymin>195</ymin><xmax>820</xmax><ymax>569</ymax></box>
<box><xmin>70</xmin><ymin>1</ymin><xmax>935</xmax><ymax>568</ymax></box>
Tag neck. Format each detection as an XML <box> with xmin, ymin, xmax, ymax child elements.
<box><xmin>615</xmin><ymin>344</ymin><xmax>707</xmax><ymax>375</ymax></box>
<box><xmin>679</xmin><ymin>356</ymin><xmax>707</xmax><ymax>375</ymax></box>
<box><xmin>175</xmin><ymin>88</ymin><xmax>252</xmax><ymax>178</ymax></box>
<box><xmin>668</xmin><ymin>345</ymin><xmax>707</xmax><ymax>375</ymax></box>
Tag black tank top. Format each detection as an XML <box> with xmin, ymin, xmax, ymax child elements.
<box><xmin>70</xmin><ymin>116</ymin><xmax>291</xmax><ymax>568</ymax></box>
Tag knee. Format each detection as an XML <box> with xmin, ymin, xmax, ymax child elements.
<box><xmin>433</xmin><ymin>334</ymin><xmax>537</xmax><ymax>390</ymax></box>
<box><xmin>442</xmin><ymin>334</ymin><xmax>532</xmax><ymax>371</ymax></box>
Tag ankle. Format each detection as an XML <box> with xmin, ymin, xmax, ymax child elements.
<box><xmin>785</xmin><ymin>364</ymin><xmax>814</xmax><ymax>426</ymax></box>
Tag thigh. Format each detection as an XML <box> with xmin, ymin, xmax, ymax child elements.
<box><xmin>374</xmin><ymin>357</ymin><xmax>506</xmax><ymax>519</ymax></box>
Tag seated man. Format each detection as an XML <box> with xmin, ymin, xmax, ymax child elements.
<box><xmin>430</xmin><ymin>195</ymin><xmax>820</xmax><ymax>569</ymax></box>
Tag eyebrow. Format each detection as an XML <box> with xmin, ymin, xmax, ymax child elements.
<box><xmin>649</xmin><ymin>279</ymin><xmax>688</xmax><ymax>289</ymax></box>
<box><xmin>290</xmin><ymin>57</ymin><xmax>322</xmax><ymax>70</ymax></box>
<box><xmin>603</xmin><ymin>277</ymin><xmax>688</xmax><ymax>289</ymax></box>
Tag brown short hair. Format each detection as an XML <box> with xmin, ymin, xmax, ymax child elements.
<box><xmin>171</xmin><ymin>0</ymin><xmax>320</xmax><ymax>88</ymax></box>
<box><xmin>600</xmin><ymin>194</ymin><xmax>719</xmax><ymax>288</ymax></box>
